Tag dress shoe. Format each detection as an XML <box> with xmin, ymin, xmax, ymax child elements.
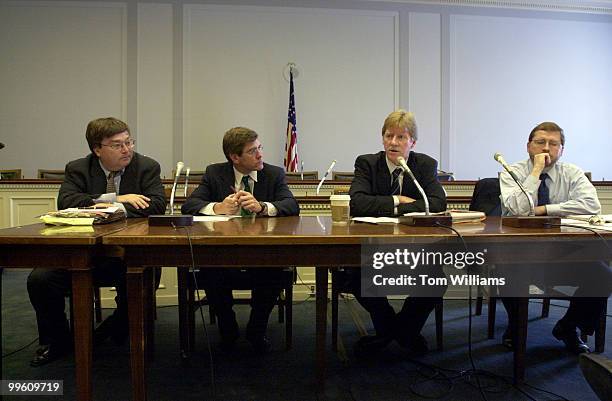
<box><xmin>502</xmin><ymin>329</ymin><xmax>513</xmax><ymax>350</ymax></box>
<box><xmin>94</xmin><ymin>314</ymin><xmax>128</xmax><ymax>346</ymax></box>
<box><xmin>246</xmin><ymin>334</ymin><xmax>272</xmax><ymax>354</ymax></box>
<box><xmin>396</xmin><ymin>334</ymin><xmax>429</xmax><ymax>356</ymax></box>
<box><xmin>354</xmin><ymin>334</ymin><xmax>393</xmax><ymax>358</ymax></box>
<box><xmin>552</xmin><ymin>322</ymin><xmax>590</xmax><ymax>354</ymax></box>
<box><xmin>30</xmin><ymin>344</ymin><xmax>70</xmax><ymax>367</ymax></box>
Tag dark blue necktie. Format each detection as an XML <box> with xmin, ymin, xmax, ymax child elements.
<box><xmin>390</xmin><ymin>168</ymin><xmax>402</xmax><ymax>195</ymax></box>
<box><xmin>537</xmin><ymin>173</ymin><xmax>550</xmax><ymax>206</ymax></box>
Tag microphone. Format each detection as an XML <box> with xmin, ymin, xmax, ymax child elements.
<box><xmin>316</xmin><ymin>159</ymin><xmax>336</xmax><ymax>195</ymax></box>
<box><xmin>493</xmin><ymin>152</ymin><xmax>559</xmax><ymax>228</ymax></box>
<box><xmin>183</xmin><ymin>167</ymin><xmax>191</xmax><ymax>197</ymax></box>
<box><xmin>493</xmin><ymin>152</ymin><xmax>535</xmax><ymax>216</ymax></box>
<box><xmin>169</xmin><ymin>162</ymin><xmax>184</xmax><ymax>215</ymax></box>
<box><xmin>300</xmin><ymin>161</ymin><xmax>304</xmax><ymax>180</ymax></box>
<box><xmin>494</xmin><ymin>152</ymin><xmax>521</xmax><ymax>183</ymax></box>
<box><xmin>0</xmin><ymin>143</ymin><xmax>4</xmax><ymax>149</ymax></box>
<box><xmin>397</xmin><ymin>156</ymin><xmax>429</xmax><ymax>215</ymax></box>
<box><xmin>396</xmin><ymin>156</ymin><xmax>451</xmax><ymax>227</ymax></box>
<box><xmin>148</xmin><ymin>161</ymin><xmax>193</xmax><ymax>226</ymax></box>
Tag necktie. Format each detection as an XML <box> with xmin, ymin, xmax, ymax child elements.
<box><xmin>241</xmin><ymin>175</ymin><xmax>253</xmax><ymax>216</ymax></box>
<box><xmin>106</xmin><ymin>171</ymin><xmax>117</xmax><ymax>194</ymax></box>
<box><xmin>390</xmin><ymin>168</ymin><xmax>402</xmax><ymax>196</ymax></box>
<box><xmin>537</xmin><ymin>173</ymin><xmax>549</xmax><ymax>206</ymax></box>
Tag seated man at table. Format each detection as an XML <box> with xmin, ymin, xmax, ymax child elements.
<box><xmin>348</xmin><ymin>109</ymin><xmax>447</xmax><ymax>357</ymax></box>
<box><xmin>499</xmin><ymin>121</ymin><xmax>612</xmax><ymax>354</ymax></box>
<box><xmin>181</xmin><ymin>126</ymin><xmax>299</xmax><ymax>353</ymax></box>
<box><xmin>27</xmin><ymin>117</ymin><xmax>166</xmax><ymax>366</ymax></box>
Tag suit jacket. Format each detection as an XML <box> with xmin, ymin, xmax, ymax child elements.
<box><xmin>58</xmin><ymin>152</ymin><xmax>167</xmax><ymax>217</ymax></box>
<box><xmin>349</xmin><ymin>151</ymin><xmax>446</xmax><ymax>217</ymax></box>
<box><xmin>181</xmin><ymin>161</ymin><xmax>299</xmax><ymax>216</ymax></box>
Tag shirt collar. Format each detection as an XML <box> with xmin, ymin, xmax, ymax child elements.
<box><xmin>98</xmin><ymin>160</ymin><xmax>125</xmax><ymax>177</ymax></box>
<box><xmin>385</xmin><ymin>155</ymin><xmax>403</xmax><ymax>175</ymax></box>
<box><xmin>233</xmin><ymin>167</ymin><xmax>258</xmax><ymax>185</ymax></box>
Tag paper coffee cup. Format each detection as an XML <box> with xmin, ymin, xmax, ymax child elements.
<box><xmin>330</xmin><ymin>194</ymin><xmax>351</xmax><ymax>223</ymax></box>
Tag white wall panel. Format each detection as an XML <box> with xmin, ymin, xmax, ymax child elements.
<box><xmin>408</xmin><ymin>12</ymin><xmax>441</xmax><ymax>162</ymax></box>
<box><xmin>0</xmin><ymin>1</ymin><xmax>127</xmax><ymax>178</ymax></box>
<box><xmin>449</xmin><ymin>14</ymin><xmax>612</xmax><ymax>179</ymax></box>
<box><xmin>183</xmin><ymin>5</ymin><xmax>398</xmax><ymax>173</ymax></box>
<box><xmin>137</xmin><ymin>3</ymin><xmax>174</xmax><ymax>177</ymax></box>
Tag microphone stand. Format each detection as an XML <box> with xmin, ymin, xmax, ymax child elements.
<box><xmin>149</xmin><ymin>162</ymin><xmax>193</xmax><ymax>226</ymax></box>
<box><xmin>396</xmin><ymin>157</ymin><xmax>451</xmax><ymax>227</ymax></box>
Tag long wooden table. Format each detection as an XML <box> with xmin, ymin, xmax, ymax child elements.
<box><xmin>0</xmin><ymin>220</ymin><xmax>141</xmax><ymax>401</ymax></box>
<box><xmin>103</xmin><ymin>216</ymin><xmax>611</xmax><ymax>400</ymax></box>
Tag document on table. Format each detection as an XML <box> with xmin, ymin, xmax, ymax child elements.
<box><xmin>193</xmin><ymin>215</ymin><xmax>241</xmax><ymax>222</ymax></box>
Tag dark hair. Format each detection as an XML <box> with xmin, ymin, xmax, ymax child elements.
<box><xmin>528</xmin><ymin>122</ymin><xmax>565</xmax><ymax>146</ymax></box>
<box><xmin>222</xmin><ymin>127</ymin><xmax>258</xmax><ymax>161</ymax></box>
<box><xmin>86</xmin><ymin>117</ymin><xmax>131</xmax><ymax>152</ymax></box>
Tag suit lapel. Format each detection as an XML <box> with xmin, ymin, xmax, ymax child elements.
<box><xmin>220</xmin><ymin>163</ymin><xmax>236</xmax><ymax>199</ymax></box>
<box><xmin>89</xmin><ymin>156</ymin><xmax>109</xmax><ymax>194</ymax></box>
<box><xmin>253</xmin><ymin>165</ymin><xmax>266</xmax><ymax>200</ymax></box>
<box><xmin>376</xmin><ymin>152</ymin><xmax>392</xmax><ymax>195</ymax></box>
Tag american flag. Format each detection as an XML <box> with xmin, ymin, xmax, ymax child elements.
<box><xmin>284</xmin><ymin>70</ymin><xmax>299</xmax><ymax>172</ymax></box>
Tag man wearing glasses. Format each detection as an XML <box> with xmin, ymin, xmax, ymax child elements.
<box><xmin>182</xmin><ymin>126</ymin><xmax>298</xmax><ymax>353</ymax></box>
<box><xmin>27</xmin><ymin>117</ymin><xmax>166</xmax><ymax>366</ymax></box>
<box><xmin>499</xmin><ymin>121</ymin><xmax>611</xmax><ymax>353</ymax></box>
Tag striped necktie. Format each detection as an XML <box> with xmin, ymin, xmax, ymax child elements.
<box><xmin>390</xmin><ymin>168</ymin><xmax>402</xmax><ymax>195</ymax></box>
<box><xmin>240</xmin><ymin>175</ymin><xmax>253</xmax><ymax>216</ymax></box>
<box><xmin>106</xmin><ymin>171</ymin><xmax>117</xmax><ymax>193</ymax></box>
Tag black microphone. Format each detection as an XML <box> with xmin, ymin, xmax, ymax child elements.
<box><xmin>0</xmin><ymin>143</ymin><xmax>4</xmax><ymax>150</ymax></box>
<box><xmin>396</xmin><ymin>156</ymin><xmax>451</xmax><ymax>226</ymax></box>
<box><xmin>493</xmin><ymin>152</ymin><xmax>559</xmax><ymax>228</ymax></box>
<box><xmin>148</xmin><ymin>161</ymin><xmax>193</xmax><ymax>226</ymax></box>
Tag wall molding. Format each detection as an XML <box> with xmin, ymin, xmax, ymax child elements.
<box><xmin>362</xmin><ymin>0</ymin><xmax>612</xmax><ymax>14</ymax></box>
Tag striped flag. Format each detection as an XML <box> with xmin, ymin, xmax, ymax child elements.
<box><xmin>284</xmin><ymin>70</ymin><xmax>299</xmax><ymax>172</ymax></box>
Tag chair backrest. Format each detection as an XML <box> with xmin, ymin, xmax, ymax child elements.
<box><xmin>172</xmin><ymin>170</ymin><xmax>205</xmax><ymax>183</ymax></box>
<box><xmin>332</xmin><ymin>171</ymin><xmax>354</xmax><ymax>181</ymax></box>
<box><xmin>285</xmin><ymin>171</ymin><xmax>319</xmax><ymax>180</ymax></box>
<box><xmin>469</xmin><ymin>178</ymin><xmax>501</xmax><ymax>216</ymax></box>
<box><xmin>0</xmin><ymin>169</ymin><xmax>22</xmax><ymax>179</ymax></box>
<box><xmin>38</xmin><ymin>169</ymin><xmax>65</xmax><ymax>180</ymax></box>
<box><xmin>437</xmin><ymin>170</ymin><xmax>455</xmax><ymax>182</ymax></box>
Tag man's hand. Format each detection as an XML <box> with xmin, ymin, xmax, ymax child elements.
<box><xmin>397</xmin><ymin>195</ymin><xmax>416</xmax><ymax>204</ymax></box>
<box><xmin>535</xmin><ymin>205</ymin><xmax>547</xmax><ymax>215</ymax></box>
<box><xmin>117</xmin><ymin>194</ymin><xmax>150</xmax><ymax>209</ymax></box>
<box><xmin>213</xmin><ymin>194</ymin><xmax>239</xmax><ymax>215</ymax></box>
<box><xmin>235</xmin><ymin>190</ymin><xmax>264</xmax><ymax>214</ymax></box>
<box><xmin>531</xmin><ymin>153</ymin><xmax>550</xmax><ymax>177</ymax></box>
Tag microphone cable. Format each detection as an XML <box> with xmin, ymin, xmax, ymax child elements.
<box><xmin>172</xmin><ymin>223</ymin><xmax>216</xmax><ymax>398</ymax></box>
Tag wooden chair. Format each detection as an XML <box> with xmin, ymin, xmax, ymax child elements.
<box><xmin>37</xmin><ymin>169</ymin><xmax>65</xmax><ymax>180</ymax></box>
<box><xmin>0</xmin><ymin>169</ymin><xmax>22</xmax><ymax>179</ymax></box>
<box><xmin>332</xmin><ymin>171</ymin><xmax>354</xmax><ymax>181</ymax></box>
<box><xmin>186</xmin><ymin>268</ymin><xmax>296</xmax><ymax>351</ymax></box>
<box><xmin>285</xmin><ymin>171</ymin><xmax>319</xmax><ymax>180</ymax></box>
<box><xmin>330</xmin><ymin>267</ymin><xmax>444</xmax><ymax>351</ymax></box>
<box><xmin>437</xmin><ymin>170</ymin><xmax>455</xmax><ymax>182</ymax></box>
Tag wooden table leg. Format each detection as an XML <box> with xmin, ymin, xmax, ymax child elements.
<box><xmin>513</xmin><ymin>298</ymin><xmax>528</xmax><ymax>384</ymax></box>
<box><xmin>315</xmin><ymin>266</ymin><xmax>328</xmax><ymax>392</ymax></box>
<box><xmin>71</xmin><ymin>269</ymin><xmax>93</xmax><ymax>401</ymax></box>
<box><xmin>177</xmin><ymin>267</ymin><xmax>191</xmax><ymax>358</ymax></box>
<box><xmin>127</xmin><ymin>267</ymin><xmax>147</xmax><ymax>401</ymax></box>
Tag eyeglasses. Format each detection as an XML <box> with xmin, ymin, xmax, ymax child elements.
<box><xmin>244</xmin><ymin>145</ymin><xmax>264</xmax><ymax>156</ymax></box>
<box><xmin>99</xmin><ymin>139</ymin><xmax>136</xmax><ymax>151</ymax></box>
<box><xmin>531</xmin><ymin>139</ymin><xmax>562</xmax><ymax>148</ymax></box>
<box><xmin>383</xmin><ymin>132</ymin><xmax>412</xmax><ymax>143</ymax></box>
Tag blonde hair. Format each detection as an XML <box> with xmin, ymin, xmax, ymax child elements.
<box><xmin>381</xmin><ymin>109</ymin><xmax>418</xmax><ymax>141</ymax></box>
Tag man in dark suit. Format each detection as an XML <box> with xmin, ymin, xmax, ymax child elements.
<box><xmin>182</xmin><ymin>126</ymin><xmax>299</xmax><ymax>353</ymax></box>
<box><xmin>348</xmin><ymin>109</ymin><xmax>447</xmax><ymax>357</ymax></box>
<box><xmin>27</xmin><ymin>117</ymin><xmax>166</xmax><ymax>366</ymax></box>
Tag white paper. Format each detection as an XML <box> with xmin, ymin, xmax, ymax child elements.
<box><xmin>63</xmin><ymin>206</ymin><xmax>120</xmax><ymax>213</ymax></box>
<box><xmin>351</xmin><ymin>217</ymin><xmax>399</xmax><ymax>224</ymax></box>
<box><xmin>193</xmin><ymin>215</ymin><xmax>241</xmax><ymax>222</ymax></box>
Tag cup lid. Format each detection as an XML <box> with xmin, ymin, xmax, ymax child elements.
<box><xmin>329</xmin><ymin>194</ymin><xmax>351</xmax><ymax>201</ymax></box>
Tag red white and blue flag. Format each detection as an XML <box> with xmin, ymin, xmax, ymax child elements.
<box><xmin>284</xmin><ymin>70</ymin><xmax>299</xmax><ymax>172</ymax></box>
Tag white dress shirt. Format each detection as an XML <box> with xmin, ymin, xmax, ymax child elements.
<box><xmin>500</xmin><ymin>159</ymin><xmax>600</xmax><ymax>217</ymax></box>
